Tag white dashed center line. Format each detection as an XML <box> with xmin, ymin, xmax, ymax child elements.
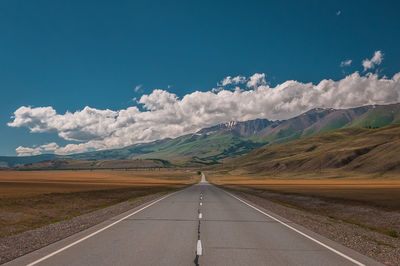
<box><xmin>196</xmin><ymin>240</ymin><xmax>202</xmax><ymax>255</ymax></box>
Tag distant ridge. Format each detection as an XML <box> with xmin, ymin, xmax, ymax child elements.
<box><xmin>2</xmin><ymin>102</ymin><xmax>400</xmax><ymax>167</ymax></box>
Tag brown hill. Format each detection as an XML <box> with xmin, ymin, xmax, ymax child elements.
<box><xmin>222</xmin><ymin>124</ymin><xmax>400</xmax><ymax>176</ymax></box>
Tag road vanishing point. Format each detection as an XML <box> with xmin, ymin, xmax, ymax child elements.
<box><xmin>5</xmin><ymin>174</ymin><xmax>382</xmax><ymax>266</ymax></box>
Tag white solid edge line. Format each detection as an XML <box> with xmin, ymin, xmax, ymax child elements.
<box><xmin>196</xmin><ymin>240</ymin><xmax>202</xmax><ymax>256</ymax></box>
<box><xmin>26</xmin><ymin>191</ymin><xmax>177</xmax><ymax>266</ymax></box>
<box><xmin>223</xmin><ymin>190</ymin><xmax>365</xmax><ymax>266</ymax></box>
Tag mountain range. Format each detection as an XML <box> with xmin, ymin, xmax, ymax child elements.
<box><xmin>1</xmin><ymin>103</ymin><xmax>400</xmax><ymax>168</ymax></box>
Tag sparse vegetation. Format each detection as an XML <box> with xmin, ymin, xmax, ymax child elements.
<box><xmin>362</xmin><ymin>236</ymin><xmax>395</xmax><ymax>248</ymax></box>
<box><xmin>388</xmin><ymin>230</ymin><xmax>398</xmax><ymax>238</ymax></box>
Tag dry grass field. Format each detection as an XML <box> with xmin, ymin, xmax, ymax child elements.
<box><xmin>0</xmin><ymin>170</ymin><xmax>198</xmax><ymax>238</ymax></box>
<box><xmin>208</xmin><ymin>173</ymin><xmax>400</xmax><ymax>210</ymax></box>
<box><xmin>208</xmin><ymin>172</ymin><xmax>400</xmax><ymax>238</ymax></box>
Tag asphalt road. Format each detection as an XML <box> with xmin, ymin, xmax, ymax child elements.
<box><xmin>5</xmin><ymin>175</ymin><xmax>381</xmax><ymax>266</ymax></box>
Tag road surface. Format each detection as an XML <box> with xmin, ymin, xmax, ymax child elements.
<box><xmin>5</xmin><ymin>174</ymin><xmax>381</xmax><ymax>266</ymax></box>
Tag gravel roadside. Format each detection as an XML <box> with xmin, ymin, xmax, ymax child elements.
<box><xmin>226</xmin><ymin>187</ymin><xmax>400</xmax><ymax>266</ymax></box>
<box><xmin>0</xmin><ymin>192</ymin><xmax>168</xmax><ymax>264</ymax></box>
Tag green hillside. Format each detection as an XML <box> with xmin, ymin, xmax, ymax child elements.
<box><xmin>348</xmin><ymin>104</ymin><xmax>400</xmax><ymax>128</ymax></box>
<box><xmin>69</xmin><ymin>131</ymin><xmax>267</xmax><ymax>166</ymax></box>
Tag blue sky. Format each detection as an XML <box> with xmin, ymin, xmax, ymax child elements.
<box><xmin>1</xmin><ymin>0</ymin><xmax>400</xmax><ymax>156</ymax></box>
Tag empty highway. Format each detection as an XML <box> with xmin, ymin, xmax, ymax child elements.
<box><xmin>5</xmin><ymin>175</ymin><xmax>381</xmax><ymax>266</ymax></box>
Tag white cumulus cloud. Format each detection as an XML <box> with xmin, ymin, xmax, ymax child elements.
<box><xmin>218</xmin><ymin>75</ymin><xmax>246</xmax><ymax>86</ymax></box>
<box><xmin>15</xmin><ymin>142</ymin><xmax>59</xmax><ymax>157</ymax></box>
<box><xmin>362</xmin><ymin>50</ymin><xmax>383</xmax><ymax>71</ymax></box>
<box><xmin>8</xmin><ymin>71</ymin><xmax>400</xmax><ymax>156</ymax></box>
<box><xmin>246</xmin><ymin>73</ymin><xmax>267</xmax><ymax>88</ymax></box>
